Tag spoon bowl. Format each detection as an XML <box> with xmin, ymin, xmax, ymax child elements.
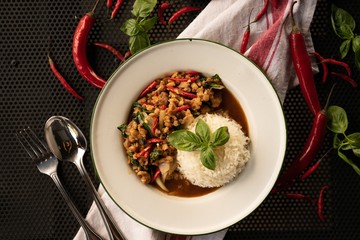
<box><xmin>45</xmin><ymin>116</ymin><xmax>127</xmax><ymax>240</ymax></box>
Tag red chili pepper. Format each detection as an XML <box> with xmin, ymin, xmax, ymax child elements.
<box><xmin>286</xmin><ymin>193</ymin><xmax>305</xmax><ymax>199</ymax></box>
<box><xmin>168</xmin><ymin>77</ymin><xmax>197</xmax><ymax>83</ymax></box>
<box><xmin>166</xmin><ymin>85</ymin><xmax>197</xmax><ymax>98</ymax></box>
<box><xmin>185</xmin><ymin>71</ymin><xmax>200</xmax><ymax>75</ymax></box>
<box><xmin>106</xmin><ymin>0</ymin><xmax>112</xmax><ymax>8</ymax></box>
<box><xmin>124</xmin><ymin>50</ymin><xmax>132</xmax><ymax>59</ymax></box>
<box><xmin>94</xmin><ymin>42</ymin><xmax>125</xmax><ymax>62</ymax></box>
<box><xmin>310</xmin><ymin>52</ymin><xmax>328</xmax><ymax>83</ymax></box>
<box><xmin>323</xmin><ymin>59</ymin><xmax>351</xmax><ymax>76</ymax></box>
<box><xmin>254</xmin><ymin>0</ymin><xmax>269</xmax><ymax>22</ymax></box>
<box><xmin>48</xmin><ymin>54</ymin><xmax>84</xmax><ymax>101</ymax></box>
<box><xmin>151</xmin><ymin>168</ymin><xmax>161</xmax><ymax>183</ymax></box>
<box><xmin>72</xmin><ymin>0</ymin><xmax>106</xmax><ymax>89</ymax></box>
<box><xmin>139</xmin><ymin>80</ymin><xmax>158</xmax><ymax>98</ymax></box>
<box><xmin>173</xmin><ymin>105</ymin><xmax>191</xmax><ymax>112</ymax></box>
<box><xmin>240</xmin><ymin>9</ymin><xmax>253</xmax><ymax>54</ymax></box>
<box><xmin>318</xmin><ymin>185</ymin><xmax>329</xmax><ymax>221</ymax></box>
<box><xmin>272</xmin><ymin>110</ymin><xmax>327</xmax><ymax>193</ymax></box>
<box><xmin>330</xmin><ymin>72</ymin><xmax>357</xmax><ymax>88</ymax></box>
<box><xmin>147</xmin><ymin>138</ymin><xmax>165</xmax><ymax>143</ymax></box>
<box><xmin>111</xmin><ymin>0</ymin><xmax>124</xmax><ymax>19</ymax></box>
<box><xmin>300</xmin><ymin>159</ymin><xmax>321</xmax><ymax>181</ymax></box>
<box><xmin>151</xmin><ymin>117</ymin><xmax>158</xmax><ymax>135</ymax></box>
<box><xmin>158</xmin><ymin>2</ymin><xmax>170</xmax><ymax>25</ymax></box>
<box><xmin>289</xmin><ymin>1</ymin><xmax>321</xmax><ymax>116</ymax></box>
<box><xmin>134</xmin><ymin>144</ymin><xmax>153</xmax><ymax>159</ymax></box>
<box><xmin>272</xmin><ymin>84</ymin><xmax>336</xmax><ymax>193</ymax></box>
<box><xmin>168</xmin><ymin>6</ymin><xmax>200</xmax><ymax>24</ymax></box>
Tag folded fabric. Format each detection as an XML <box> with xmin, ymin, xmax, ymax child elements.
<box><xmin>74</xmin><ymin>0</ymin><xmax>318</xmax><ymax>239</ymax></box>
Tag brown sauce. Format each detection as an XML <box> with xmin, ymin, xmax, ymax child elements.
<box><xmin>157</xmin><ymin>88</ymin><xmax>249</xmax><ymax>197</ymax></box>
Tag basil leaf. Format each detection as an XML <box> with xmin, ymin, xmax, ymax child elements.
<box><xmin>195</xmin><ymin>119</ymin><xmax>211</xmax><ymax>143</ymax></box>
<box><xmin>211</xmin><ymin>126</ymin><xmax>230</xmax><ymax>147</ymax></box>
<box><xmin>132</xmin><ymin>0</ymin><xmax>157</xmax><ymax>18</ymax></box>
<box><xmin>326</xmin><ymin>105</ymin><xmax>348</xmax><ymax>134</ymax></box>
<box><xmin>331</xmin><ymin>4</ymin><xmax>356</xmax><ymax>39</ymax></box>
<box><xmin>353</xmin><ymin>148</ymin><xmax>360</xmax><ymax>158</ymax></box>
<box><xmin>129</xmin><ymin>32</ymin><xmax>150</xmax><ymax>54</ymax></box>
<box><xmin>352</xmin><ymin>36</ymin><xmax>360</xmax><ymax>52</ymax></box>
<box><xmin>200</xmin><ymin>146</ymin><xmax>216</xmax><ymax>170</ymax></box>
<box><xmin>333</xmin><ymin>133</ymin><xmax>342</xmax><ymax>149</ymax></box>
<box><xmin>139</xmin><ymin>16</ymin><xmax>158</xmax><ymax>32</ymax></box>
<box><xmin>338</xmin><ymin>149</ymin><xmax>360</xmax><ymax>175</ymax></box>
<box><xmin>167</xmin><ymin>130</ymin><xmax>202</xmax><ymax>151</ymax></box>
<box><xmin>120</xmin><ymin>19</ymin><xmax>139</xmax><ymax>36</ymax></box>
<box><xmin>340</xmin><ymin>39</ymin><xmax>351</xmax><ymax>59</ymax></box>
<box><xmin>355</xmin><ymin>50</ymin><xmax>360</xmax><ymax>70</ymax></box>
<box><xmin>347</xmin><ymin>133</ymin><xmax>360</xmax><ymax>149</ymax></box>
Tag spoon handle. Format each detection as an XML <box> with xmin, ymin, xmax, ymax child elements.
<box><xmin>77</xmin><ymin>158</ymin><xmax>128</xmax><ymax>240</ymax></box>
<box><xmin>49</xmin><ymin>172</ymin><xmax>103</xmax><ymax>240</ymax></box>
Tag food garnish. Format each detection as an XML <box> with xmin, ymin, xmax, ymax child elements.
<box><xmin>168</xmin><ymin>119</ymin><xmax>230</xmax><ymax>170</ymax></box>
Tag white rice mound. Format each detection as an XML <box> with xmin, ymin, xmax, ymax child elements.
<box><xmin>177</xmin><ymin>113</ymin><xmax>250</xmax><ymax>188</ymax></box>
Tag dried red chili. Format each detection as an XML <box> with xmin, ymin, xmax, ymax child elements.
<box><xmin>72</xmin><ymin>0</ymin><xmax>106</xmax><ymax>89</ymax></box>
<box><xmin>173</xmin><ymin>105</ymin><xmax>191</xmax><ymax>112</ymax></box>
<box><xmin>106</xmin><ymin>0</ymin><xmax>112</xmax><ymax>8</ymax></box>
<box><xmin>168</xmin><ymin>77</ymin><xmax>197</xmax><ymax>83</ymax></box>
<box><xmin>290</xmin><ymin>1</ymin><xmax>321</xmax><ymax>116</ymax></box>
<box><xmin>240</xmin><ymin>10</ymin><xmax>253</xmax><ymax>54</ymax></box>
<box><xmin>254</xmin><ymin>0</ymin><xmax>269</xmax><ymax>22</ymax></box>
<box><xmin>139</xmin><ymin>80</ymin><xmax>158</xmax><ymax>98</ymax></box>
<box><xmin>168</xmin><ymin>6</ymin><xmax>200</xmax><ymax>24</ymax></box>
<box><xmin>158</xmin><ymin>2</ymin><xmax>170</xmax><ymax>25</ymax></box>
<box><xmin>48</xmin><ymin>54</ymin><xmax>84</xmax><ymax>101</ymax></box>
<box><xmin>165</xmin><ymin>85</ymin><xmax>197</xmax><ymax>98</ymax></box>
<box><xmin>300</xmin><ymin>159</ymin><xmax>321</xmax><ymax>181</ymax></box>
<box><xmin>111</xmin><ymin>0</ymin><xmax>124</xmax><ymax>19</ymax></box>
<box><xmin>310</xmin><ymin>52</ymin><xmax>328</xmax><ymax>83</ymax></box>
<box><xmin>331</xmin><ymin>72</ymin><xmax>357</xmax><ymax>88</ymax></box>
<box><xmin>318</xmin><ymin>185</ymin><xmax>329</xmax><ymax>221</ymax></box>
<box><xmin>94</xmin><ymin>42</ymin><xmax>125</xmax><ymax>62</ymax></box>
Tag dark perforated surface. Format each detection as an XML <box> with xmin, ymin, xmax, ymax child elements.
<box><xmin>1</xmin><ymin>0</ymin><xmax>360</xmax><ymax>239</ymax></box>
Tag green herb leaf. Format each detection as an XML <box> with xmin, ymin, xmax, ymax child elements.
<box><xmin>347</xmin><ymin>132</ymin><xmax>360</xmax><ymax>149</ymax></box>
<box><xmin>132</xmin><ymin>0</ymin><xmax>157</xmax><ymax>18</ymax></box>
<box><xmin>331</xmin><ymin>4</ymin><xmax>356</xmax><ymax>40</ymax></box>
<box><xmin>353</xmin><ymin>148</ymin><xmax>360</xmax><ymax>158</ymax></box>
<box><xmin>333</xmin><ymin>133</ymin><xmax>342</xmax><ymax>149</ymax></box>
<box><xmin>200</xmin><ymin>145</ymin><xmax>216</xmax><ymax>170</ymax></box>
<box><xmin>340</xmin><ymin>39</ymin><xmax>351</xmax><ymax>59</ymax></box>
<box><xmin>352</xmin><ymin>36</ymin><xmax>360</xmax><ymax>52</ymax></box>
<box><xmin>129</xmin><ymin>32</ymin><xmax>150</xmax><ymax>54</ymax></box>
<box><xmin>167</xmin><ymin>129</ymin><xmax>202</xmax><ymax>151</ymax></box>
<box><xmin>211</xmin><ymin>126</ymin><xmax>230</xmax><ymax>147</ymax></box>
<box><xmin>355</xmin><ymin>50</ymin><xmax>360</xmax><ymax>70</ymax></box>
<box><xmin>326</xmin><ymin>105</ymin><xmax>348</xmax><ymax>134</ymax></box>
<box><xmin>195</xmin><ymin>119</ymin><xmax>211</xmax><ymax>143</ymax></box>
<box><xmin>120</xmin><ymin>19</ymin><xmax>140</xmax><ymax>36</ymax></box>
<box><xmin>338</xmin><ymin>149</ymin><xmax>360</xmax><ymax>175</ymax></box>
<box><xmin>117</xmin><ymin>123</ymin><xmax>128</xmax><ymax>138</ymax></box>
<box><xmin>139</xmin><ymin>16</ymin><xmax>158</xmax><ymax>32</ymax></box>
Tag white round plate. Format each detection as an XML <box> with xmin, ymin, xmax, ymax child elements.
<box><xmin>90</xmin><ymin>39</ymin><xmax>286</xmax><ymax>235</ymax></box>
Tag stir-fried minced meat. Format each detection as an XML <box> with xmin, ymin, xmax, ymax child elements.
<box><xmin>119</xmin><ymin>71</ymin><xmax>225</xmax><ymax>186</ymax></box>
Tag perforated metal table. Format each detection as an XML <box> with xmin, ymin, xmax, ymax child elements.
<box><xmin>1</xmin><ymin>0</ymin><xmax>360</xmax><ymax>239</ymax></box>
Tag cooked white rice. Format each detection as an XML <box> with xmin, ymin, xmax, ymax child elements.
<box><xmin>177</xmin><ymin>113</ymin><xmax>250</xmax><ymax>188</ymax></box>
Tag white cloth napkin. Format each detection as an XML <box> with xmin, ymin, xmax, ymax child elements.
<box><xmin>74</xmin><ymin>0</ymin><xmax>317</xmax><ymax>239</ymax></box>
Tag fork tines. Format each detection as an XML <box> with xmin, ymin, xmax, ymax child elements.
<box><xmin>16</xmin><ymin>127</ymin><xmax>49</xmax><ymax>161</ymax></box>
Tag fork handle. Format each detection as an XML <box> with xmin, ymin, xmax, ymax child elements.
<box><xmin>49</xmin><ymin>172</ymin><xmax>103</xmax><ymax>240</ymax></box>
<box><xmin>77</xmin><ymin>159</ymin><xmax>127</xmax><ymax>240</ymax></box>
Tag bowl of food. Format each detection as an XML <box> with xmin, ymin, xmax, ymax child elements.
<box><xmin>90</xmin><ymin>39</ymin><xmax>286</xmax><ymax>235</ymax></box>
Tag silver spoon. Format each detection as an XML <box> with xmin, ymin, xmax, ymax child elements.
<box><xmin>44</xmin><ymin>116</ymin><xmax>127</xmax><ymax>240</ymax></box>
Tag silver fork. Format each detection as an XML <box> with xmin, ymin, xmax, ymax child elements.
<box><xmin>16</xmin><ymin>127</ymin><xmax>104</xmax><ymax>240</ymax></box>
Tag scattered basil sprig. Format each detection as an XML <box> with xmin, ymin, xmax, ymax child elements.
<box><xmin>167</xmin><ymin>119</ymin><xmax>230</xmax><ymax>170</ymax></box>
<box><xmin>120</xmin><ymin>0</ymin><xmax>158</xmax><ymax>54</ymax></box>
<box><xmin>331</xmin><ymin>4</ymin><xmax>360</xmax><ymax>69</ymax></box>
<box><xmin>326</xmin><ymin>105</ymin><xmax>360</xmax><ymax>175</ymax></box>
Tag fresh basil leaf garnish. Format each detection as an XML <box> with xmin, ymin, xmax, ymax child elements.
<box><xmin>195</xmin><ymin>119</ymin><xmax>211</xmax><ymax>143</ymax></box>
<box><xmin>326</xmin><ymin>105</ymin><xmax>348</xmax><ymax>134</ymax></box>
<box><xmin>211</xmin><ymin>126</ymin><xmax>230</xmax><ymax>147</ymax></box>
